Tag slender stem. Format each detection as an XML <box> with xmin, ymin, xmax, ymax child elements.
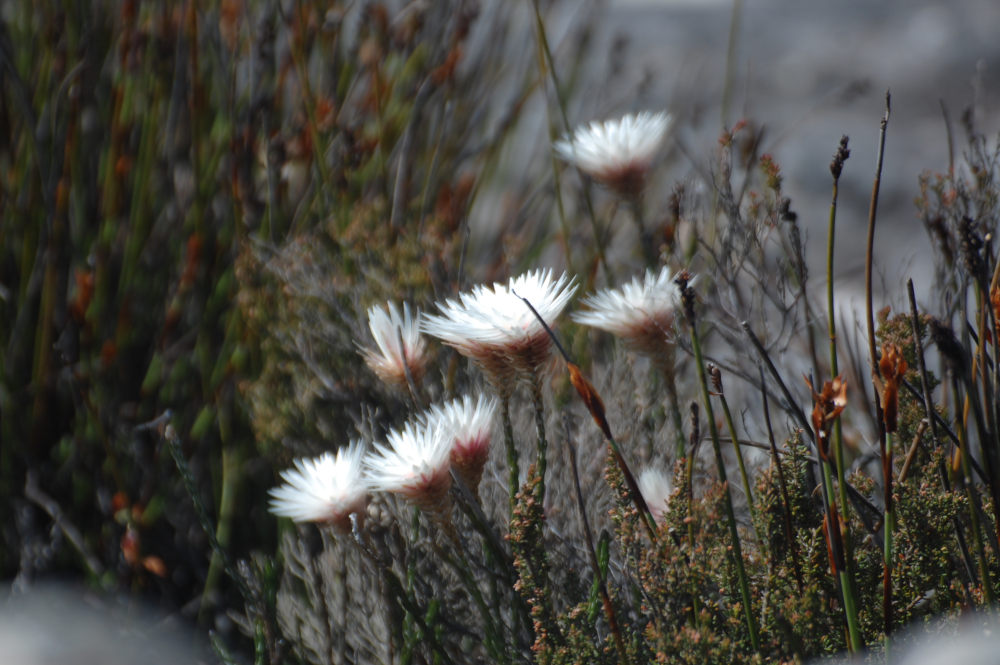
<box><xmin>864</xmin><ymin>96</ymin><xmax>892</xmax><ymax>643</ymax></box>
<box><xmin>688</xmin><ymin>322</ymin><xmax>760</xmax><ymax>650</ymax></box>
<box><xmin>500</xmin><ymin>392</ymin><xmax>519</xmax><ymax>517</ymax></box>
<box><xmin>655</xmin><ymin>352</ymin><xmax>687</xmax><ymax>460</ymax></box>
<box><xmin>827</xmin><ymin>141</ymin><xmax>852</xmax><ymax>530</ymax></box>
<box><xmin>529</xmin><ymin>369</ymin><xmax>549</xmax><ymax>501</ymax></box>
<box><xmin>826</xmin><ymin>140</ymin><xmax>859</xmax><ymax>639</ymax></box>
<box><xmin>760</xmin><ymin>367</ymin><xmax>804</xmax><ymax>591</ymax></box>
<box><xmin>530</xmin><ymin>0</ymin><xmax>612</xmax><ymax>284</ymax></box>
<box><xmin>565</xmin><ymin>420</ymin><xmax>630</xmax><ymax>665</ymax></box>
<box><xmin>717</xmin><ymin>387</ymin><xmax>760</xmax><ymax>542</ymax></box>
<box><xmin>952</xmin><ymin>375</ymin><xmax>997</xmax><ymax>604</ymax></box>
<box><xmin>721</xmin><ymin>0</ymin><xmax>743</xmax><ymax>128</ymax></box>
<box><xmin>351</xmin><ymin>523</ymin><xmax>458</xmax><ymax>665</ymax></box>
<box><xmin>630</xmin><ymin>196</ymin><xmax>658</xmax><ymax>267</ymax></box>
<box><xmin>436</xmin><ymin>537</ymin><xmax>504</xmax><ymax>662</ymax></box>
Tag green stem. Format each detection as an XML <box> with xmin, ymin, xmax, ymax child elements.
<box><xmin>529</xmin><ymin>369</ymin><xmax>548</xmax><ymax>502</ymax></box>
<box><xmin>689</xmin><ymin>324</ymin><xmax>759</xmax><ymax>650</ymax></box>
<box><xmin>953</xmin><ymin>376</ymin><xmax>996</xmax><ymax>604</ymax></box>
<box><xmin>827</xmin><ymin>157</ymin><xmax>859</xmax><ymax>642</ymax></box>
<box><xmin>718</xmin><ymin>391</ymin><xmax>760</xmax><ymax>542</ymax></box>
<box><xmin>656</xmin><ymin>352</ymin><xmax>686</xmax><ymax>460</ymax></box>
<box><xmin>630</xmin><ymin>197</ymin><xmax>658</xmax><ymax>267</ymax></box>
<box><xmin>437</xmin><ymin>537</ymin><xmax>504</xmax><ymax>662</ymax></box>
<box><xmin>500</xmin><ymin>391</ymin><xmax>519</xmax><ymax>517</ymax></box>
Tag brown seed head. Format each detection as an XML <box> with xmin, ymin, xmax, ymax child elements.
<box><xmin>830</xmin><ymin>135</ymin><xmax>850</xmax><ymax>180</ymax></box>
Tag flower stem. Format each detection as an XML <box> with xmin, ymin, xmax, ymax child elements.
<box><xmin>530</xmin><ymin>0</ymin><xmax>612</xmax><ymax>285</ymax></box>
<box><xmin>529</xmin><ymin>368</ymin><xmax>549</xmax><ymax>501</ymax></box>
<box><xmin>688</xmin><ymin>322</ymin><xmax>760</xmax><ymax>650</ymax></box>
<box><xmin>717</xmin><ymin>387</ymin><xmax>760</xmax><ymax>542</ymax></box>
<box><xmin>500</xmin><ymin>392</ymin><xmax>519</xmax><ymax>517</ymax></box>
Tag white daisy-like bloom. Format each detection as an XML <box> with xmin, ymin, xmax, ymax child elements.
<box><xmin>425</xmin><ymin>394</ymin><xmax>497</xmax><ymax>496</ymax></box>
<box><xmin>572</xmin><ymin>266</ymin><xmax>682</xmax><ymax>357</ymax></box>
<box><xmin>554</xmin><ymin>111</ymin><xmax>671</xmax><ymax>197</ymax></box>
<box><xmin>359</xmin><ymin>301</ymin><xmax>429</xmax><ymax>388</ymax></box>
<box><xmin>637</xmin><ymin>467</ymin><xmax>673</xmax><ymax>525</ymax></box>
<box><xmin>268</xmin><ymin>442</ymin><xmax>370</xmax><ymax>531</ymax></box>
<box><xmin>365</xmin><ymin>419</ymin><xmax>454</xmax><ymax>514</ymax></box>
<box><xmin>421</xmin><ymin>269</ymin><xmax>577</xmax><ymax>386</ymax></box>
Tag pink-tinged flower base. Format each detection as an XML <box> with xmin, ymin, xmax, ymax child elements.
<box><xmin>365</xmin><ymin>421</ymin><xmax>454</xmax><ymax>520</ymax></box>
<box><xmin>421</xmin><ymin>269</ymin><xmax>577</xmax><ymax>391</ymax></box>
<box><xmin>360</xmin><ymin>301</ymin><xmax>429</xmax><ymax>389</ymax></box>
<box><xmin>451</xmin><ymin>435</ymin><xmax>490</xmax><ymax>496</ymax></box>
<box><xmin>572</xmin><ymin>266</ymin><xmax>684</xmax><ymax>358</ymax></box>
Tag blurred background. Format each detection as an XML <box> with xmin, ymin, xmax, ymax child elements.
<box><xmin>2</xmin><ymin>0</ymin><xmax>999</xmax><ymax>660</ymax></box>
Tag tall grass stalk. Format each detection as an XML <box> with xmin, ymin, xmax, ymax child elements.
<box><xmin>863</xmin><ymin>93</ymin><xmax>893</xmax><ymax>643</ymax></box>
<box><xmin>826</xmin><ymin>135</ymin><xmax>862</xmax><ymax>651</ymax></box>
<box><xmin>710</xmin><ymin>364</ymin><xmax>759</xmax><ymax>541</ymax></box>
<box><xmin>530</xmin><ymin>0</ymin><xmax>612</xmax><ymax>285</ymax></box>
<box><xmin>681</xmin><ymin>278</ymin><xmax>760</xmax><ymax>651</ymax></box>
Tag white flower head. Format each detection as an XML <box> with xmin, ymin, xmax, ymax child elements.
<box><xmin>359</xmin><ymin>301</ymin><xmax>429</xmax><ymax>389</ymax></box>
<box><xmin>365</xmin><ymin>419</ymin><xmax>454</xmax><ymax>515</ymax></box>
<box><xmin>425</xmin><ymin>394</ymin><xmax>497</xmax><ymax>496</ymax></box>
<box><xmin>638</xmin><ymin>467</ymin><xmax>673</xmax><ymax>525</ymax></box>
<box><xmin>572</xmin><ymin>266</ymin><xmax>682</xmax><ymax>357</ymax></box>
<box><xmin>554</xmin><ymin>111</ymin><xmax>671</xmax><ymax>197</ymax></box>
<box><xmin>269</xmin><ymin>442</ymin><xmax>370</xmax><ymax>531</ymax></box>
<box><xmin>421</xmin><ymin>269</ymin><xmax>577</xmax><ymax>387</ymax></box>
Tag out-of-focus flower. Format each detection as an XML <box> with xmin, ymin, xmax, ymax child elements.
<box><xmin>269</xmin><ymin>442</ymin><xmax>370</xmax><ymax>531</ymax></box>
<box><xmin>425</xmin><ymin>394</ymin><xmax>497</xmax><ymax>496</ymax></box>
<box><xmin>554</xmin><ymin>111</ymin><xmax>671</xmax><ymax>197</ymax></box>
<box><xmin>360</xmin><ymin>301</ymin><xmax>429</xmax><ymax>389</ymax></box>
<box><xmin>572</xmin><ymin>266</ymin><xmax>682</xmax><ymax>357</ymax></box>
<box><xmin>637</xmin><ymin>467</ymin><xmax>673</xmax><ymax>525</ymax></box>
<box><xmin>365</xmin><ymin>420</ymin><xmax>454</xmax><ymax>515</ymax></box>
<box><xmin>421</xmin><ymin>269</ymin><xmax>577</xmax><ymax>386</ymax></box>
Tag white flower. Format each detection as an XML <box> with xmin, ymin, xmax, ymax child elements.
<box><xmin>554</xmin><ymin>111</ymin><xmax>671</xmax><ymax>196</ymax></box>
<box><xmin>637</xmin><ymin>467</ymin><xmax>673</xmax><ymax>525</ymax></box>
<box><xmin>425</xmin><ymin>394</ymin><xmax>497</xmax><ymax>495</ymax></box>
<box><xmin>572</xmin><ymin>266</ymin><xmax>682</xmax><ymax>356</ymax></box>
<box><xmin>421</xmin><ymin>269</ymin><xmax>577</xmax><ymax>384</ymax></box>
<box><xmin>365</xmin><ymin>420</ymin><xmax>454</xmax><ymax>514</ymax></box>
<box><xmin>268</xmin><ymin>442</ymin><xmax>369</xmax><ymax>530</ymax></box>
<box><xmin>359</xmin><ymin>301</ymin><xmax>429</xmax><ymax>388</ymax></box>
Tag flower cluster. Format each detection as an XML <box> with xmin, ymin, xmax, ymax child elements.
<box><xmin>269</xmin><ymin>394</ymin><xmax>496</xmax><ymax>523</ymax></box>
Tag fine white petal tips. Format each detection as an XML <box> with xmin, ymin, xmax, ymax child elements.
<box><xmin>554</xmin><ymin>111</ymin><xmax>672</xmax><ymax>196</ymax></box>
<box><xmin>268</xmin><ymin>442</ymin><xmax>370</xmax><ymax>530</ymax></box>
<box><xmin>360</xmin><ymin>301</ymin><xmax>429</xmax><ymax>388</ymax></box>
<box><xmin>572</xmin><ymin>266</ymin><xmax>682</xmax><ymax>356</ymax></box>
<box><xmin>365</xmin><ymin>419</ymin><xmax>454</xmax><ymax>514</ymax></box>
<box><xmin>637</xmin><ymin>467</ymin><xmax>673</xmax><ymax>525</ymax></box>
<box><xmin>420</xmin><ymin>269</ymin><xmax>577</xmax><ymax>384</ymax></box>
<box><xmin>424</xmin><ymin>394</ymin><xmax>498</xmax><ymax>495</ymax></box>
